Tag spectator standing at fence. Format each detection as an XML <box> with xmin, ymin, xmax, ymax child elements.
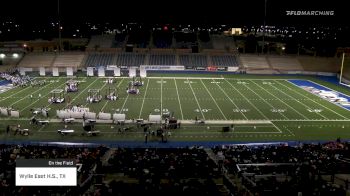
<box><xmin>6</xmin><ymin>125</ymin><xmax>10</xmax><ymax>134</ymax></box>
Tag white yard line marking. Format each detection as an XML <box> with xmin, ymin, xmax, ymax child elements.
<box><xmin>282</xmin><ymin>80</ymin><xmax>349</xmax><ymax>120</ymax></box>
<box><xmin>37</xmin><ymin>125</ymin><xmax>48</xmax><ymax>132</ymax></box>
<box><xmin>224</xmin><ymin>78</ymin><xmax>269</xmax><ymax>120</ymax></box>
<box><xmin>243</xmin><ymin>80</ymin><xmax>289</xmax><ymax>120</ymax></box>
<box><xmin>213</xmin><ymin>79</ymin><xmax>248</xmax><ymax>120</ymax></box>
<box><xmin>252</xmin><ymin>80</ymin><xmax>310</xmax><ymax>120</ymax></box>
<box><xmin>200</xmin><ymin>79</ymin><xmax>227</xmax><ymax>120</ymax></box>
<box><xmin>20</xmin><ymin>83</ymin><xmax>69</xmax><ymax>112</ymax></box>
<box><xmin>0</xmin><ymin>85</ymin><xmax>32</xmax><ymax>102</ymax></box>
<box><xmin>85</xmin><ymin>78</ymin><xmax>109</xmax><ymax>107</ymax></box>
<box><xmin>71</xmin><ymin>77</ymin><xmax>100</xmax><ymax>104</ymax></box>
<box><xmin>284</xmin><ymin>126</ymin><xmax>296</xmax><ymax>136</ymax></box>
<box><xmin>120</xmin><ymin>90</ymin><xmax>130</xmax><ymax>114</ymax></box>
<box><xmin>10</xmin><ymin>80</ymin><xmax>58</xmax><ymax>107</ymax></box>
<box><xmin>187</xmin><ymin>78</ymin><xmax>205</xmax><ymax>120</ymax></box>
<box><xmin>266</xmin><ymin>80</ymin><xmax>328</xmax><ymax>119</ymax></box>
<box><xmin>19</xmin><ymin>83</ymin><xmax>66</xmax><ymax>112</ymax></box>
<box><xmin>174</xmin><ymin>78</ymin><xmax>184</xmax><ymax>120</ymax></box>
<box><xmin>271</xmin><ymin>122</ymin><xmax>283</xmax><ymax>134</ymax></box>
<box><xmin>138</xmin><ymin>78</ymin><xmax>150</xmax><ymax>119</ymax></box>
<box><xmin>100</xmin><ymin>78</ymin><xmax>125</xmax><ymax>112</ymax></box>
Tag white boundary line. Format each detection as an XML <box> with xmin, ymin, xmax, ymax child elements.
<box><xmin>224</xmin><ymin>78</ymin><xmax>269</xmax><ymax>120</ymax></box>
<box><xmin>138</xmin><ymin>78</ymin><xmax>149</xmax><ymax>119</ymax></box>
<box><xmin>213</xmin><ymin>79</ymin><xmax>248</xmax><ymax>120</ymax></box>
<box><xmin>200</xmin><ymin>79</ymin><xmax>227</xmax><ymax>120</ymax></box>
<box><xmin>251</xmin><ymin>80</ymin><xmax>310</xmax><ymax>120</ymax></box>
<box><xmin>187</xmin><ymin>78</ymin><xmax>205</xmax><ymax>120</ymax></box>
<box><xmin>283</xmin><ymin>80</ymin><xmax>349</xmax><ymax>119</ymax></box>
<box><xmin>174</xmin><ymin>78</ymin><xmax>184</xmax><ymax>120</ymax></box>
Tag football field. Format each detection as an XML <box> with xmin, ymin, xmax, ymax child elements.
<box><xmin>1</xmin><ymin>75</ymin><xmax>350</xmax><ymax>142</ymax></box>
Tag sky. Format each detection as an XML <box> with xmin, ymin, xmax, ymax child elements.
<box><xmin>1</xmin><ymin>0</ymin><xmax>348</xmax><ymax>25</ymax></box>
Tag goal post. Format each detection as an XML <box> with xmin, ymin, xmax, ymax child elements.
<box><xmin>339</xmin><ymin>52</ymin><xmax>350</xmax><ymax>86</ymax></box>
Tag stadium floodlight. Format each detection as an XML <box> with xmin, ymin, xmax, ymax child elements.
<box><xmin>0</xmin><ymin>54</ymin><xmax>5</xmax><ymax>58</ymax></box>
<box><xmin>13</xmin><ymin>53</ymin><xmax>19</xmax><ymax>58</ymax></box>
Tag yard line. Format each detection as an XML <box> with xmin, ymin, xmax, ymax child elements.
<box><xmin>251</xmin><ymin>80</ymin><xmax>310</xmax><ymax>120</ymax></box>
<box><xmin>243</xmin><ymin>80</ymin><xmax>289</xmax><ymax>120</ymax></box>
<box><xmin>271</xmin><ymin>122</ymin><xmax>283</xmax><ymax>134</ymax></box>
<box><xmin>161</xmin><ymin>77</ymin><xmax>163</xmax><ymax>116</ymax></box>
<box><xmin>85</xmin><ymin>79</ymin><xmax>109</xmax><ymax>107</ymax></box>
<box><xmin>200</xmin><ymin>79</ymin><xmax>227</xmax><ymax>120</ymax></box>
<box><xmin>174</xmin><ymin>78</ymin><xmax>184</xmax><ymax>120</ymax></box>
<box><xmin>213</xmin><ymin>79</ymin><xmax>248</xmax><ymax>120</ymax></box>
<box><xmin>100</xmin><ymin>78</ymin><xmax>125</xmax><ymax>112</ymax></box>
<box><xmin>0</xmin><ymin>85</ymin><xmax>33</xmax><ymax>102</ymax></box>
<box><xmin>120</xmin><ymin>93</ymin><xmax>130</xmax><ymax>114</ymax></box>
<box><xmin>138</xmin><ymin>78</ymin><xmax>149</xmax><ymax>119</ymax></box>
<box><xmin>20</xmin><ymin>81</ymin><xmax>67</xmax><ymax>112</ymax></box>
<box><xmin>281</xmin><ymin>80</ymin><xmax>349</xmax><ymax>120</ymax></box>
<box><xmin>187</xmin><ymin>78</ymin><xmax>205</xmax><ymax>120</ymax></box>
<box><xmin>11</xmin><ymin>79</ymin><xmax>59</xmax><ymax>108</ymax></box>
<box><xmin>70</xmin><ymin>77</ymin><xmax>100</xmax><ymax>104</ymax></box>
<box><xmin>223</xmin><ymin>78</ymin><xmax>269</xmax><ymax>120</ymax></box>
<box><xmin>283</xmin><ymin>126</ymin><xmax>296</xmax><ymax>136</ymax></box>
<box><xmin>264</xmin><ymin>80</ymin><xmax>328</xmax><ymax>120</ymax></box>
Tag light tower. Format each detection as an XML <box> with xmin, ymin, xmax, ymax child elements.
<box><xmin>262</xmin><ymin>0</ymin><xmax>267</xmax><ymax>54</ymax></box>
<box><xmin>58</xmin><ymin>0</ymin><xmax>62</xmax><ymax>53</ymax></box>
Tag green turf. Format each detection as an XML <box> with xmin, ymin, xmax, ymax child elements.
<box><xmin>1</xmin><ymin>74</ymin><xmax>350</xmax><ymax>142</ymax></box>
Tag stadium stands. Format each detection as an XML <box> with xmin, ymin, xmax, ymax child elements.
<box><xmin>212</xmin><ymin>141</ymin><xmax>350</xmax><ymax>196</ymax></box>
<box><xmin>149</xmin><ymin>53</ymin><xmax>176</xmax><ymax>65</ymax></box>
<box><xmin>115</xmin><ymin>53</ymin><xmax>146</xmax><ymax>67</ymax></box>
<box><xmin>18</xmin><ymin>53</ymin><xmax>55</xmax><ymax>67</ymax></box>
<box><xmin>211</xmin><ymin>55</ymin><xmax>239</xmax><ymax>67</ymax></box>
<box><xmin>52</xmin><ymin>53</ymin><xmax>85</xmax><ymax>68</ymax></box>
<box><xmin>239</xmin><ymin>54</ymin><xmax>271</xmax><ymax>69</ymax></box>
<box><xmin>267</xmin><ymin>56</ymin><xmax>303</xmax><ymax>71</ymax></box>
<box><xmin>1</xmin><ymin>141</ymin><xmax>349</xmax><ymax>195</ymax></box>
<box><xmin>179</xmin><ymin>54</ymin><xmax>208</xmax><ymax>67</ymax></box>
<box><xmin>85</xmin><ymin>53</ymin><xmax>115</xmax><ymax>67</ymax></box>
<box><xmin>298</xmin><ymin>56</ymin><xmax>341</xmax><ymax>73</ymax></box>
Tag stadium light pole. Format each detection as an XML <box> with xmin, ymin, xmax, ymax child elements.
<box><xmin>58</xmin><ymin>0</ymin><xmax>62</xmax><ymax>53</ymax></box>
<box><xmin>262</xmin><ymin>0</ymin><xmax>267</xmax><ymax>54</ymax></box>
